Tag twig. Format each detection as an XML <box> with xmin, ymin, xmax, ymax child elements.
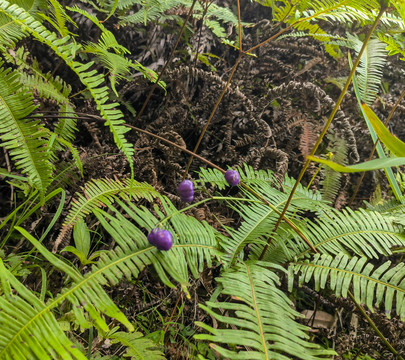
<box><xmin>259</xmin><ymin>5</ymin><xmax>388</xmax><ymax>260</ymax></box>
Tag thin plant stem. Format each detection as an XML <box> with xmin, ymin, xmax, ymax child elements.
<box><xmin>236</xmin><ymin>0</ymin><xmax>242</xmax><ymax>52</ymax></box>
<box><xmin>156</xmin><ymin>196</ymin><xmax>262</xmax><ymax>228</ymax></box>
<box><xmin>182</xmin><ymin>53</ymin><xmax>243</xmax><ymax>180</ymax></box>
<box><xmin>182</xmin><ymin>1</ymin><xmax>353</xmax><ymax>179</ymax></box>
<box><xmin>259</xmin><ymin>5</ymin><xmax>388</xmax><ymax>260</ymax></box>
<box><xmin>349</xmin><ymin>87</ymin><xmax>405</xmax><ymax>206</ymax></box>
<box><xmin>35</xmin><ymin>110</ymin><xmax>316</xmax><ymax>251</ymax></box>
<box><xmin>134</xmin><ymin>0</ymin><xmax>198</xmax><ymax>123</ymax></box>
<box><xmin>193</xmin><ymin>1</ymin><xmax>213</xmax><ymax>68</ymax></box>
<box><xmin>347</xmin><ymin>291</ymin><xmax>404</xmax><ymax>360</ymax></box>
<box><xmin>163</xmin><ymin>291</ymin><xmax>182</xmax><ymax>337</ymax></box>
<box><xmin>245</xmin><ymin>0</ymin><xmax>351</xmax><ymax>54</ymax></box>
<box><xmin>87</xmin><ymin>326</ymin><xmax>93</xmax><ymax>359</ymax></box>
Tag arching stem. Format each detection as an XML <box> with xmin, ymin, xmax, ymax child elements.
<box><xmin>259</xmin><ymin>5</ymin><xmax>388</xmax><ymax>260</ymax></box>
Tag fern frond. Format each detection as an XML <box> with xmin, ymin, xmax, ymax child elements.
<box><xmin>378</xmin><ymin>33</ymin><xmax>405</xmax><ymax>60</ymax></box>
<box><xmin>300</xmin><ymin>5</ymin><xmax>402</xmax><ymax>28</ymax></box>
<box><xmin>10</xmin><ymin>195</ymin><xmax>218</xmax><ymax>355</ymax></box>
<box><xmin>109</xmin><ymin>332</ymin><xmax>165</xmax><ymax>360</ymax></box>
<box><xmin>9</xmin><ymin>47</ymin><xmax>80</xmax><ymax>153</ymax></box>
<box><xmin>0</xmin><ymin>64</ymin><xmax>52</xmax><ymax>202</ymax></box>
<box><xmin>54</xmin><ymin>177</ymin><xmax>157</xmax><ymax>251</ymax></box>
<box><xmin>198</xmin><ymin>164</ymin><xmax>275</xmax><ymax>190</ymax></box>
<box><xmin>83</xmin><ymin>30</ymin><xmax>134</xmax><ymax>95</ymax></box>
<box><xmin>293</xmin><ymin>20</ymin><xmax>338</xmax><ymax>57</ymax></box>
<box><xmin>195</xmin><ymin>261</ymin><xmax>336</xmax><ymax>359</ymax></box>
<box><xmin>276</xmin><ymin>0</ymin><xmax>383</xmax><ymax>57</ymax></box>
<box><xmin>117</xmin><ymin>0</ymin><xmax>250</xmax><ymax>41</ymax></box>
<box><xmin>62</xmin><ymin>178</ymin><xmax>158</xmax><ymax>228</ymax></box>
<box><xmin>37</xmin><ymin>0</ymin><xmax>76</xmax><ymax>37</ymax></box>
<box><xmin>290</xmin><ymin>253</ymin><xmax>405</xmax><ymax>320</ymax></box>
<box><xmin>298</xmin><ymin>0</ymin><xmax>378</xmax><ymax>16</ymax></box>
<box><xmin>118</xmin><ymin>0</ymin><xmax>184</xmax><ymax>25</ymax></box>
<box><xmin>109</xmin><ymin>195</ymin><xmax>218</xmax><ymax>285</ymax></box>
<box><xmin>321</xmin><ymin>135</ymin><xmax>348</xmax><ymax>204</ymax></box>
<box><xmin>351</xmin><ymin>34</ymin><xmax>387</xmax><ymax>105</ymax></box>
<box><xmin>0</xmin><ymin>0</ymin><xmax>135</xmax><ymax>175</ymax></box>
<box><xmin>287</xmin><ymin>208</ymin><xmax>405</xmax><ymax>259</ymax></box>
<box><xmin>15</xmin><ymin>226</ymin><xmax>134</xmax><ymax>333</ymax></box>
<box><xmin>115</xmin><ymin>0</ymin><xmax>140</xmax><ymax>10</ymax></box>
<box><xmin>0</xmin><ymin>0</ymin><xmax>45</xmax><ymax>46</ymax></box>
<box><xmin>0</xmin><ymin>258</ymin><xmax>87</xmax><ymax>360</ymax></box>
<box><xmin>69</xmin><ymin>4</ymin><xmax>163</xmax><ymax>91</ymax></box>
<box><xmin>54</xmin><ymin>105</ymin><xmax>78</xmax><ymax>144</ymax></box>
<box><xmin>365</xmin><ymin>196</ymin><xmax>405</xmax><ymax>214</ymax></box>
<box><xmin>198</xmin><ymin>165</ymin><xmax>326</xmax><ymax>266</ymax></box>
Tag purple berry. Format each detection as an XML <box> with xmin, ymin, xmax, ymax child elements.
<box><xmin>177</xmin><ymin>180</ymin><xmax>194</xmax><ymax>202</ymax></box>
<box><xmin>147</xmin><ymin>228</ymin><xmax>173</xmax><ymax>251</ymax></box>
<box><xmin>147</xmin><ymin>229</ymin><xmax>159</xmax><ymax>245</ymax></box>
<box><xmin>225</xmin><ymin>169</ymin><xmax>240</xmax><ymax>187</ymax></box>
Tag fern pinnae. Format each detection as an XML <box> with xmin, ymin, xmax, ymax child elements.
<box><xmin>0</xmin><ymin>63</ymin><xmax>52</xmax><ymax>202</ymax></box>
<box><xmin>0</xmin><ymin>257</ymin><xmax>88</xmax><ymax>360</ymax></box>
<box><xmin>321</xmin><ymin>135</ymin><xmax>348</xmax><ymax>204</ymax></box>
<box><xmin>61</xmin><ymin>178</ymin><xmax>158</xmax><ymax>228</ymax></box>
<box><xmin>290</xmin><ymin>253</ymin><xmax>405</xmax><ymax>320</ymax></box>
<box><xmin>351</xmin><ymin>34</ymin><xmax>387</xmax><ymax>105</ymax></box>
<box><xmin>281</xmin><ymin>207</ymin><xmax>405</xmax><ymax>260</ymax></box>
<box><xmin>196</xmin><ymin>261</ymin><xmax>336</xmax><ymax>359</ymax></box>
<box><xmin>0</xmin><ymin>0</ymin><xmax>135</xmax><ymax>175</ymax></box>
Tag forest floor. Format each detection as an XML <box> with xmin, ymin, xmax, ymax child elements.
<box><xmin>1</xmin><ymin>1</ymin><xmax>405</xmax><ymax>359</ymax></box>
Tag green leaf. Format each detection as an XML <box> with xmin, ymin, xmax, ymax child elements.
<box><xmin>196</xmin><ymin>261</ymin><xmax>336</xmax><ymax>359</ymax></box>
<box><xmin>109</xmin><ymin>331</ymin><xmax>166</xmax><ymax>360</ymax></box>
<box><xmin>349</xmin><ymin>52</ymin><xmax>402</xmax><ymax>201</ymax></box>
<box><xmin>362</xmin><ymin>103</ymin><xmax>405</xmax><ymax>157</ymax></box>
<box><xmin>307</xmin><ymin>155</ymin><xmax>405</xmax><ymax>172</ymax></box>
<box><xmin>73</xmin><ymin>218</ymin><xmax>91</xmax><ymax>258</ymax></box>
<box><xmin>290</xmin><ymin>253</ymin><xmax>405</xmax><ymax>320</ymax></box>
<box><xmin>61</xmin><ymin>246</ymin><xmax>90</xmax><ymax>265</ymax></box>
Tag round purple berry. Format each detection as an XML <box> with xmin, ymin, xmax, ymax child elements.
<box><xmin>177</xmin><ymin>179</ymin><xmax>194</xmax><ymax>202</ymax></box>
<box><xmin>147</xmin><ymin>228</ymin><xmax>173</xmax><ymax>251</ymax></box>
<box><xmin>225</xmin><ymin>169</ymin><xmax>240</xmax><ymax>187</ymax></box>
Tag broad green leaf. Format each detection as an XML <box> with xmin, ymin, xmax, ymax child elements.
<box><xmin>307</xmin><ymin>155</ymin><xmax>405</xmax><ymax>172</ymax></box>
<box><xmin>362</xmin><ymin>103</ymin><xmax>405</xmax><ymax>157</ymax></box>
<box><xmin>61</xmin><ymin>246</ymin><xmax>93</xmax><ymax>265</ymax></box>
<box><xmin>73</xmin><ymin>218</ymin><xmax>90</xmax><ymax>258</ymax></box>
<box><xmin>349</xmin><ymin>52</ymin><xmax>402</xmax><ymax>201</ymax></box>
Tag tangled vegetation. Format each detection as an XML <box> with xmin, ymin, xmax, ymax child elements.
<box><xmin>0</xmin><ymin>0</ymin><xmax>405</xmax><ymax>359</ymax></box>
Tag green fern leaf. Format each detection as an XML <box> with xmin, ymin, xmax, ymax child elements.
<box><xmin>290</xmin><ymin>253</ymin><xmax>405</xmax><ymax>320</ymax></box>
<box><xmin>198</xmin><ymin>164</ymin><xmax>276</xmax><ymax>190</ymax></box>
<box><xmin>0</xmin><ymin>64</ymin><xmax>52</xmax><ymax>202</ymax></box>
<box><xmin>15</xmin><ymin>226</ymin><xmax>134</xmax><ymax>333</ymax></box>
<box><xmin>198</xmin><ymin>165</ymin><xmax>325</xmax><ymax>266</ymax></box>
<box><xmin>285</xmin><ymin>207</ymin><xmax>405</xmax><ymax>259</ymax></box>
<box><xmin>62</xmin><ymin>178</ymin><xmax>158</xmax><ymax>228</ymax></box>
<box><xmin>10</xmin><ymin>195</ymin><xmax>218</xmax><ymax>354</ymax></box>
<box><xmin>37</xmin><ymin>0</ymin><xmax>76</xmax><ymax>37</ymax></box>
<box><xmin>321</xmin><ymin>135</ymin><xmax>348</xmax><ymax>203</ymax></box>
<box><xmin>109</xmin><ymin>332</ymin><xmax>165</xmax><ymax>360</ymax></box>
<box><xmin>0</xmin><ymin>258</ymin><xmax>87</xmax><ymax>360</ymax></box>
<box><xmin>0</xmin><ymin>0</ymin><xmax>44</xmax><ymax>46</ymax></box>
<box><xmin>195</xmin><ymin>261</ymin><xmax>336</xmax><ymax>359</ymax></box>
<box><xmin>0</xmin><ymin>0</ymin><xmax>135</xmax><ymax>175</ymax></box>
<box><xmin>350</xmin><ymin>34</ymin><xmax>387</xmax><ymax>105</ymax></box>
